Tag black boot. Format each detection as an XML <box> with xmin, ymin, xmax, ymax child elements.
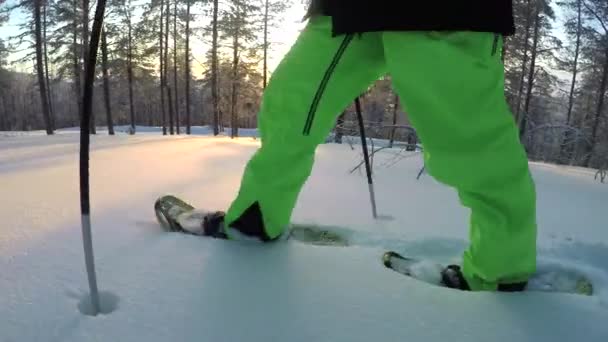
<box><xmin>202</xmin><ymin>203</ymin><xmax>280</xmax><ymax>242</ymax></box>
<box><xmin>201</xmin><ymin>211</ymin><xmax>228</xmax><ymax>239</ymax></box>
<box><xmin>226</xmin><ymin>202</ymin><xmax>279</xmax><ymax>242</ymax></box>
<box><xmin>440</xmin><ymin>265</ymin><xmax>471</xmax><ymax>290</ymax></box>
<box><xmin>497</xmin><ymin>281</ymin><xmax>528</xmax><ymax>292</ymax></box>
<box><xmin>440</xmin><ymin>265</ymin><xmax>528</xmax><ymax>292</ymax></box>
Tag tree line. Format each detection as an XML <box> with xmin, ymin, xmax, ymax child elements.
<box><xmin>0</xmin><ymin>0</ymin><xmax>607</xmax><ymax>169</ymax></box>
<box><xmin>331</xmin><ymin>0</ymin><xmax>608</xmax><ymax>170</ymax></box>
<box><xmin>0</xmin><ymin>0</ymin><xmax>291</xmax><ymax>136</ymax></box>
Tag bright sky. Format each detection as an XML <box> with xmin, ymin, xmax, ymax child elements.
<box><xmin>0</xmin><ymin>1</ymin><xmax>574</xmax><ymax>86</ymax></box>
<box><xmin>0</xmin><ymin>0</ymin><xmax>308</xmax><ymax>75</ymax></box>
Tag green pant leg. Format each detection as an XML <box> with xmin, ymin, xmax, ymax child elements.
<box><xmin>224</xmin><ymin>17</ymin><xmax>386</xmax><ymax>240</ymax></box>
<box><xmin>382</xmin><ymin>31</ymin><xmax>537</xmax><ymax>290</ymax></box>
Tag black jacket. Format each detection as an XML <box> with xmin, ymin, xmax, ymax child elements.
<box><xmin>305</xmin><ymin>0</ymin><xmax>515</xmax><ymax>37</ymax></box>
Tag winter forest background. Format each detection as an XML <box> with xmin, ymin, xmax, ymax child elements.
<box><xmin>0</xmin><ymin>0</ymin><xmax>607</xmax><ymax>171</ymax></box>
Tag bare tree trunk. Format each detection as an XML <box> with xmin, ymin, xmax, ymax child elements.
<box><xmin>230</xmin><ymin>5</ymin><xmax>240</xmax><ymax>139</ymax></box>
<box><xmin>83</xmin><ymin>0</ymin><xmax>95</xmax><ymax>133</ymax></box>
<box><xmin>160</xmin><ymin>0</ymin><xmax>167</xmax><ymax>135</ymax></box>
<box><xmin>560</xmin><ymin>0</ymin><xmax>582</xmax><ymax>163</ymax></box>
<box><xmin>263</xmin><ymin>0</ymin><xmax>269</xmax><ymax>89</ymax></box>
<box><xmin>127</xmin><ymin>9</ymin><xmax>135</xmax><ymax>133</ymax></box>
<box><xmin>230</xmin><ymin>62</ymin><xmax>239</xmax><ymax>138</ymax></box>
<box><xmin>165</xmin><ymin>0</ymin><xmax>173</xmax><ymax>134</ymax></box>
<box><xmin>583</xmin><ymin>48</ymin><xmax>608</xmax><ymax>167</ymax></box>
<box><xmin>515</xmin><ymin>0</ymin><xmax>533</xmax><ymax>124</ymax></box>
<box><xmin>519</xmin><ymin>1</ymin><xmax>541</xmax><ymax>141</ymax></box>
<box><xmin>389</xmin><ymin>93</ymin><xmax>399</xmax><ymax>148</ymax></box>
<box><xmin>101</xmin><ymin>26</ymin><xmax>114</xmax><ymax>135</ymax></box>
<box><xmin>0</xmin><ymin>96</ymin><xmax>6</xmax><ymax>130</ymax></box>
<box><xmin>43</xmin><ymin>0</ymin><xmax>55</xmax><ymax>130</ymax></box>
<box><xmin>22</xmin><ymin>87</ymin><xmax>29</xmax><ymax>130</ymax></box>
<box><xmin>334</xmin><ymin>110</ymin><xmax>346</xmax><ymax>143</ymax></box>
<box><xmin>147</xmin><ymin>102</ymin><xmax>153</xmax><ymax>126</ymax></box>
<box><xmin>566</xmin><ymin>0</ymin><xmax>582</xmax><ymax>126</ymax></box>
<box><xmin>570</xmin><ymin>84</ymin><xmax>595</xmax><ymax>165</ymax></box>
<box><xmin>407</xmin><ymin>131</ymin><xmax>417</xmax><ymax>151</ymax></box>
<box><xmin>9</xmin><ymin>94</ymin><xmax>17</xmax><ymax>129</ymax></box>
<box><xmin>173</xmin><ymin>0</ymin><xmax>180</xmax><ymax>134</ymax></box>
<box><xmin>211</xmin><ymin>0</ymin><xmax>220</xmax><ymax>135</ymax></box>
<box><xmin>73</xmin><ymin>0</ymin><xmax>83</xmax><ymax>123</ymax></box>
<box><xmin>34</xmin><ymin>0</ymin><xmax>53</xmax><ymax>135</ymax></box>
<box><xmin>502</xmin><ymin>36</ymin><xmax>508</xmax><ymax>63</ymax></box>
<box><xmin>185</xmin><ymin>0</ymin><xmax>191</xmax><ymax>134</ymax></box>
<box><xmin>82</xmin><ymin>0</ymin><xmax>90</xmax><ymax>65</ymax></box>
<box><xmin>167</xmin><ymin>86</ymin><xmax>174</xmax><ymax>135</ymax></box>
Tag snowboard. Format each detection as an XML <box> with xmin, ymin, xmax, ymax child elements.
<box><xmin>154</xmin><ymin>194</ymin><xmax>349</xmax><ymax>246</ymax></box>
<box><xmin>382</xmin><ymin>250</ymin><xmax>594</xmax><ymax>296</ymax></box>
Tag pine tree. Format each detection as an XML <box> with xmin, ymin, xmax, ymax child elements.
<box><xmin>8</xmin><ymin>0</ymin><xmax>55</xmax><ymax>133</ymax></box>
<box><xmin>219</xmin><ymin>0</ymin><xmax>262</xmax><ymax>138</ymax></box>
<box><xmin>579</xmin><ymin>0</ymin><xmax>608</xmax><ymax>167</ymax></box>
<box><xmin>173</xmin><ymin>0</ymin><xmax>180</xmax><ymax>134</ymax></box>
<box><xmin>260</xmin><ymin>0</ymin><xmax>290</xmax><ymax>88</ymax></box>
<box><xmin>100</xmin><ymin>25</ymin><xmax>114</xmax><ymax>134</ymax></box>
<box><xmin>43</xmin><ymin>0</ymin><xmax>55</xmax><ymax>130</ymax></box>
<box><xmin>35</xmin><ymin>0</ymin><xmax>54</xmax><ymax>134</ymax></box>
<box><xmin>211</xmin><ymin>0</ymin><xmax>220</xmax><ymax>135</ymax></box>
<box><xmin>557</xmin><ymin>0</ymin><xmax>586</xmax><ymax>163</ymax></box>
<box><xmin>184</xmin><ymin>0</ymin><xmax>191</xmax><ymax>134</ymax></box>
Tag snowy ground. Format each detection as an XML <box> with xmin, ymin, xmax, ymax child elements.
<box><xmin>1</xmin><ymin>129</ymin><xmax>608</xmax><ymax>342</ymax></box>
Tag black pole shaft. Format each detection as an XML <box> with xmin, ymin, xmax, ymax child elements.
<box><xmin>79</xmin><ymin>0</ymin><xmax>107</xmax><ymax>316</ymax></box>
<box><xmin>355</xmin><ymin>97</ymin><xmax>378</xmax><ymax>218</ymax></box>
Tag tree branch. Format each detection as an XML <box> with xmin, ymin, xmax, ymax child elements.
<box><xmin>582</xmin><ymin>0</ymin><xmax>608</xmax><ymax>34</ymax></box>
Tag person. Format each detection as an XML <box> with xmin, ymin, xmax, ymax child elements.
<box><xmin>202</xmin><ymin>0</ymin><xmax>537</xmax><ymax>292</ymax></box>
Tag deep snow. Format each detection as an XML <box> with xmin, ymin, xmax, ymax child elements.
<box><xmin>1</xmin><ymin>128</ymin><xmax>607</xmax><ymax>342</ymax></box>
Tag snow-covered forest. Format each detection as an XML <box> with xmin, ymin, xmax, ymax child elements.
<box><xmin>1</xmin><ymin>0</ymin><xmax>608</xmax><ymax>169</ymax></box>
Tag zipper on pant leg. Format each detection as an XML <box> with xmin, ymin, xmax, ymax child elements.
<box><xmin>491</xmin><ymin>33</ymin><xmax>499</xmax><ymax>56</ymax></box>
<box><xmin>302</xmin><ymin>34</ymin><xmax>354</xmax><ymax>136</ymax></box>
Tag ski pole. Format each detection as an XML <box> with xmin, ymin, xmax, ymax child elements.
<box><xmin>355</xmin><ymin>97</ymin><xmax>378</xmax><ymax>219</ymax></box>
<box><xmin>79</xmin><ymin>0</ymin><xmax>108</xmax><ymax>316</ymax></box>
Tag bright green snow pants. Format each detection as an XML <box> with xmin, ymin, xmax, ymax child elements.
<box><xmin>225</xmin><ymin>16</ymin><xmax>537</xmax><ymax>291</ymax></box>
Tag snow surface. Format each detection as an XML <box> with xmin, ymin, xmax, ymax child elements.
<box><xmin>1</xmin><ymin>128</ymin><xmax>608</xmax><ymax>342</ymax></box>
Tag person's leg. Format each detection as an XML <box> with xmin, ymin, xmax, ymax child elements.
<box><xmin>224</xmin><ymin>17</ymin><xmax>386</xmax><ymax>241</ymax></box>
<box><xmin>383</xmin><ymin>31</ymin><xmax>537</xmax><ymax>290</ymax></box>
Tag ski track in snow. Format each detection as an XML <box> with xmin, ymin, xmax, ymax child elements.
<box><xmin>1</xmin><ymin>128</ymin><xmax>608</xmax><ymax>342</ymax></box>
